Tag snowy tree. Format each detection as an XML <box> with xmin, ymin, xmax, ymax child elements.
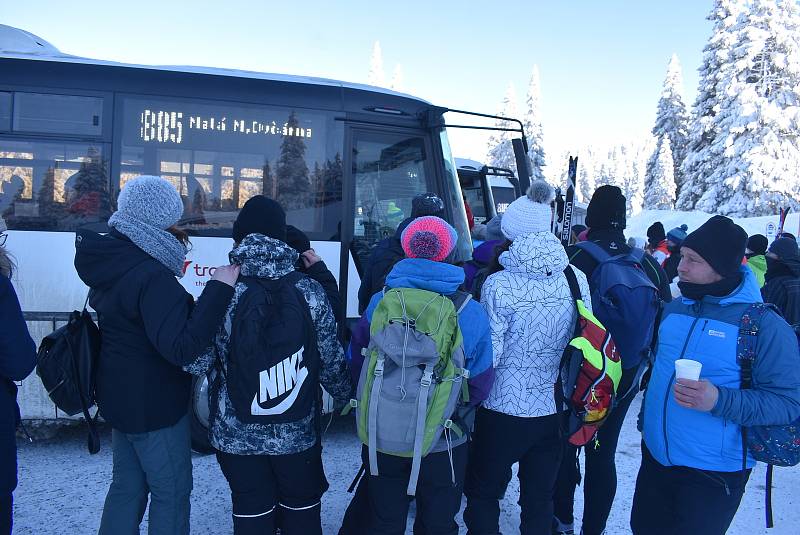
<box><xmin>368</xmin><ymin>41</ymin><xmax>385</xmax><ymax>87</ymax></box>
<box><xmin>695</xmin><ymin>0</ymin><xmax>800</xmax><ymax>216</ymax></box>
<box><xmin>651</xmin><ymin>55</ymin><xmax>689</xmax><ymax>196</ymax></box>
<box><xmin>486</xmin><ymin>83</ymin><xmax>519</xmax><ymax>172</ymax></box>
<box><xmin>275</xmin><ymin>112</ymin><xmax>311</xmax><ymax>209</ymax></box>
<box><xmin>679</xmin><ymin>0</ymin><xmax>746</xmax><ymax>210</ymax></box>
<box><xmin>390</xmin><ymin>65</ymin><xmax>404</xmax><ymax>92</ymax></box>
<box><xmin>522</xmin><ymin>66</ymin><xmax>546</xmax><ymax>181</ymax></box>
<box><xmin>645</xmin><ymin>138</ymin><xmax>677</xmax><ymax>209</ymax></box>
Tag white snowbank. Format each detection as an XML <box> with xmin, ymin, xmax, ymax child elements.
<box><xmin>627</xmin><ymin>209</ymin><xmax>800</xmax><ymax>243</ymax></box>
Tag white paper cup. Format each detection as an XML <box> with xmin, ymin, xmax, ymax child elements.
<box><xmin>675</xmin><ymin>359</ymin><xmax>702</xmax><ymax>381</ymax></box>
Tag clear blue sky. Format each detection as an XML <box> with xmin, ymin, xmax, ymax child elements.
<box><xmin>4</xmin><ymin>0</ymin><xmax>713</xmax><ymax>168</ymax></box>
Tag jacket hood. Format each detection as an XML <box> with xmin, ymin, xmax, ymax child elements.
<box><xmin>74</xmin><ymin>230</ymin><xmax>156</xmax><ymax>289</ymax></box>
<box><xmin>385</xmin><ymin>258</ymin><xmax>465</xmax><ymax>295</ymax></box>
<box><xmin>229</xmin><ymin>233</ymin><xmax>298</xmax><ymax>279</ymax></box>
<box><xmin>681</xmin><ymin>266</ymin><xmax>763</xmax><ymax>306</ymax></box>
<box><xmin>472</xmin><ymin>240</ymin><xmax>502</xmax><ymax>265</ymax></box>
<box><xmin>783</xmin><ymin>257</ymin><xmax>800</xmax><ymax>277</ymax></box>
<box><xmin>499</xmin><ymin>231</ymin><xmax>568</xmax><ymax>278</ymax></box>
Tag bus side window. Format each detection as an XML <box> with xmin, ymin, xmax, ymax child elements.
<box><xmin>0</xmin><ymin>140</ymin><xmax>111</xmax><ymax>231</ymax></box>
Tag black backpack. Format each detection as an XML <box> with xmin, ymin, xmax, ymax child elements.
<box><xmin>227</xmin><ymin>271</ymin><xmax>320</xmax><ymax>425</ymax></box>
<box><xmin>36</xmin><ymin>303</ymin><xmax>101</xmax><ymax>454</ymax></box>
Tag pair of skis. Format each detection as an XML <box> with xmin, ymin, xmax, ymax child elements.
<box><xmin>557</xmin><ymin>156</ymin><xmax>578</xmax><ymax>248</ymax></box>
<box><xmin>777</xmin><ymin>207</ymin><xmax>791</xmax><ymax>238</ymax></box>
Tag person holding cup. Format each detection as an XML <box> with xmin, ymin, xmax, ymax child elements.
<box><xmin>631</xmin><ymin>216</ymin><xmax>800</xmax><ymax>535</ymax></box>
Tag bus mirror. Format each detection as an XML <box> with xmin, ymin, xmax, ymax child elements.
<box><xmin>511</xmin><ymin>138</ymin><xmax>531</xmax><ymax>195</ymax></box>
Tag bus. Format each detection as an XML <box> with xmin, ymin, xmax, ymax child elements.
<box><xmin>1</xmin><ymin>25</ymin><xmax>535</xmax><ymax>442</ymax></box>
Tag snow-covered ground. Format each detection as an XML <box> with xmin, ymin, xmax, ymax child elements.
<box><xmin>13</xmin><ymin>397</ymin><xmax>799</xmax><ymax>534</ymax></box>
<box><xmin>627</xmin><ymin>209</ymin><xmax>800</xmax><ymax>244</ymax></box>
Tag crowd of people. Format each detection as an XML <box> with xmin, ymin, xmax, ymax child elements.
<box><xmin>1</xmin><ymin>174</ymin><xmax>800</xmax><ymax>535</ymax></box>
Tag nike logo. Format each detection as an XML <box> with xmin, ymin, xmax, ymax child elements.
<box><xmin>251</xmin><ymin>348</ymin><xmax>308</xmax><ymax>416</ymax></box>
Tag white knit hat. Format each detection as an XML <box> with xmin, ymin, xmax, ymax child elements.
<box><xmin>500</xmin><ymin>180</ymin><xmax>555</xmax><ymax>240</ymax></box>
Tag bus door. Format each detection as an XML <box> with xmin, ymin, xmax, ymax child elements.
<box><xmin>342</xmin><ymin>126</ymin><xmax>438</xmax><ymax>319</ymax></box>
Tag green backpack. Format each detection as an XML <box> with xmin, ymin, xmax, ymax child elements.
<box><xmin>351</xmin><ymin>287</ymin><xmax>470</xmax><ymax>495</ymax></box>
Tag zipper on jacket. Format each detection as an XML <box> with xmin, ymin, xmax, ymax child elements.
<box><xmin>662</xmin><ymin>303</ymin><xmax>704</xmax><ymax>465</ymax></box>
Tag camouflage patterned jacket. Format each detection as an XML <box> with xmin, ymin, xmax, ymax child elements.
<box><xmin>185</xmin><ymin>234</ymin><xmax>352</xmax><ymax>455</ymax></box>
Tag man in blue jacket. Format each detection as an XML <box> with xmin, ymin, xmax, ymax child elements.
<box><xmin>631</xmin><ymin>216</ymin><xmax>800</xmax><ymax>535</ymax></box>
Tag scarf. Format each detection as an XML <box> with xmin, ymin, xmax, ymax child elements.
<box><xmin>765</xmin><ymin>257</ymin><xmax>796</xmax><ymax>282</ymax></box>
<box><xmin>108</xmin><ymin>212</ymin><xmax>187</xmax><ymax>277</ymax></box>
<box><xmin>678</xmin><ymin>273</ymin><xmax>743</xmax><ymax>302</ymax></box>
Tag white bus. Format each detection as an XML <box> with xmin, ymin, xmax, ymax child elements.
<box><xmin>1</xmin><ymin>25</ymin><xmax>535</xmax><ymax>448</ymax></box>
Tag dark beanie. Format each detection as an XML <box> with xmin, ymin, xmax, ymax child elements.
<box><xmin>232</xmin><ymin>195</ymin><xmax>286</xmax><ymax>243</ymax></box>
<box><xmin>411</xmin><ymin>193</ymin><xmax>445</xmax><ymax>218</ymax></box>
<box><xmin>586</xmin><ymin>185</ymin><xmax>626</xmax><ymax>230</ymax></box>
<box><xmin>747</xmin><ymin>234</ymin><xmax>768</xmax><ymax>256</ymax></box>
<box><xmin>769</xmin><ymin>237</ymin><xmax>800</xmax><ymax>262</ymax></box>
<box><xmin>778</xmin><ymin>232</ymin><xmax>797</xmax><ymax>243</ymax></box>
<box><xmin>681</xmin><ymin>215</ymin><xmax>747</xmax><ymax>278</ymax></box>
<box><xmin>647</xmin><ymin>222</ymin><xmax>666</xmax><ymax>246</ymax></box>
<box><xmin>285</xmin><ymin>225</ymin><xmax>311</xmax><ymax>254</ymax></box>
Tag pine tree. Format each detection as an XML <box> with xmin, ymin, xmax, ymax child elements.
<box><xmin>645</xmin><ymin>138</ymin><xmax>677</xmax><ymax>210</ymax></box>
<box><xmin>679</xmin><ymin>0</ymin><xmax>746</xmax><ymax>210</ymax></box>
<box><xmin>275</xmin><ymin>112</ymin><xmax>310</xmax><ymax>209</ymax></box>
<box><xmin>486</xmin><ymin>83</ymin><xmax>519</xmax><ymax>173</ymax></box>
<box><xmin>368</xmin><ymin>41</ymin><xmax>385</xmax><ymax>87</ymax></box>
<box><xmin>652</xmin><ymin>55</ymin><xmax>689</xmax><ymax>198</ymax></box>
<box><xmin>695</xmin><ymin>0</ymin><xmax>800</xmax><ymax>216</ymax></box>
<box><xmin>262</xmin><ymin>161</ymin><xmax>276</xmax><ymax>199</ymax></box>
<box><xmin>522</xmin><ymin>66</ymin><xmax>546</xmax><ymax>181</ymax></box>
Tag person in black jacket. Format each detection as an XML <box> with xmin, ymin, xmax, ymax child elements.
<box><xmin>763</xmin><ymin>237</ymin><xmax>800</xmax><ymax>328</ymax></box>
<box><xmin>0</xmin><ymin>218</ymin><xmax>36</xmax><ymax>535</ymax></box>
<box><xmin>553</xmin><ymin>185</ymin><xmax>671</xmax><ymax>535</ymax></box>
<box><xmin>356</xmin><ymin>193</ymin><xmax>445</xmax><ymax>314</ymax></box>
<box><xmin>286</xmin><ymin>225</ymin><xmax>342</xmax><ymax>325</ymax></box>
<box><xmin>74</xmin><ymin>176</ymin><xmax>238</xmax><ymax>535</ymax></box>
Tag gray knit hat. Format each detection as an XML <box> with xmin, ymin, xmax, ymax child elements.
<box><xmin>485</xmin><ymin>214</ymin><xmax>504</xmax><ymax>242</ymax></box>
<box><xmin>115</xmin><ymin>175</ymin><xmax>184</xmax><ymax>230</ymax></box>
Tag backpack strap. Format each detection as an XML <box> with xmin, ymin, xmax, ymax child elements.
<box><xmin>563</xmin><ymin>266</ymin><xmax>584</xmax><ymax>339</ymax></box>
<box><xmin>575</xmin><ymin>240</ymin><xmax>613</xmax><ymax>263</ymax></box>
<box><xmin>448</xmin><ymin>290</ymin><xmax>472</xmax><ymax>314</ymax></box>
<box><xmin>408</xmin><ymin>363</ymin><xmax>435</xmax><ymax>496</ymax></box>
<box><xmin>629</xmin><ymin>247</ymin><xmax>647</xmax><ymax>264</ymax></box>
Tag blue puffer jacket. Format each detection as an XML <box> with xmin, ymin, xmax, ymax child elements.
<box><xmin>643</xmin><ymin>267</ymin><xmax>800</xmax><ymax>472</ymax></box>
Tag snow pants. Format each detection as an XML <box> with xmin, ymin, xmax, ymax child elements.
<box><xmin>463</xmin><ymin>408</ymin><xmax>562</xmax><ymax>535</ymax></box>
<box><xmin>0</xmin><ymin>493</ymin><xmax>10</xmax><ymax>535</ymax></box>
<box><xmin>359</xmin><ymin>443</ymin><xmax>467</xmax><ymax>535</ymax></box>
<box><xmin>552</xmin><ymin>381</ymin><xmax>638</xmax><ymax>535</ymax></box>
<box><xmin>99</xmin><ymin>414</ymin><xmax>192</xmax><ymax>535</ymax></box>
<box><xmin>216</xmin><ymin>443</ymin><xmax>328</xmax><ymax>535</ymax></box>
<box><xmin>630</xmin><ymin>444</ymin><xmax>750</xmax><ymax>535</ymax></box>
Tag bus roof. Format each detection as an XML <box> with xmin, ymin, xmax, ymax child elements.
<box><xmin>0</xmin><ymin>24</ymin><xmax>431</xmax><ymax>105</ymax></box>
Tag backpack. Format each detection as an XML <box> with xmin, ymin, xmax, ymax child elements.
<box><xmin>36</xmin><ymin>302</ymin><xmax>101</xmax><ymax>454</ymax></box>
<box><xmin>737</xmin><ymin>303</ymin><xmax>800</xmax><ymax>528</ymax></box>
<box><xmin>226</xmin><ymin>271</ymin><xmax>320</xmax><ymax>425</ymax></box>
<box><xmin>575</xmin><ymin>241</ymin><xmax>659</xmax><ymax>373</ymax></box>
<box><xmin>352</xmin><ymin>287</ymin><xmax>471</xmax><ymax>495</ymax></box>
<box><xmin>557</xmin><ymin>266</ymin><xmax>622</xmax><ymax>447</ymax></box>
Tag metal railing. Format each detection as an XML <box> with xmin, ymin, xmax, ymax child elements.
<box><xmin>23</xmin><ymin>311</ymin><xmax>97</xmax><ymax>331</ymax></box>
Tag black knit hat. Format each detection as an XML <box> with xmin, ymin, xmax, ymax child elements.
<box><xmin>232</xmin><ymin>195</ymin><xmax>286</xmax><ymax>243</ymax></box>
<box><xmin>285</xmin><ymin>225</ymin><xmax>311</xmax><ymax>254</ymax></box>
<box><xmin>411</xmin><ymin>193</ymin><xmax>445</xmax><ymax>218</ymax></box>
<box><xmin>746</xmin><ymin>234</ymin><xmax>768</xmax><ymax>256</ymax></box>
<box><xmin>586</xmin><ymin>185</ymin><xmax>626</xmax><ymax>230</ymax></box>
<box><xmin>647</xmin><ymin>222</ymin><xmax>666</xmax><ymax>246</ymax></box>
<box><xmin>681</xmin><ymin>215</ymin><xmax>747</xmax><ymax>278</ymax></box>
<box><xmin>769</xmin><ymin>237</ymin><xmax>800</xmax><ymax>262</ymax></box>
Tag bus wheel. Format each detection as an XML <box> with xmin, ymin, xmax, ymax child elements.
<box><xmin>190</xmin><ymin>375</ymin><xmax>214</xmax><ymax>454</ymax></box>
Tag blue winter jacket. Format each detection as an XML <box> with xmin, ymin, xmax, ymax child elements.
<box><xmin>643</xmin><ymin>267</ymin><xmax>800</xmax><ymax>472</ymax></box>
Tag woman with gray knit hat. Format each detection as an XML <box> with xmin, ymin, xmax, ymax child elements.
<box><xmin>74</xmin><ymin>175</ymin><xmax>239</xmax><ymax>535</ymax></box>
<box><xmin>463</xmin><ymin>180</ymin><xmax>592</xmax><ymax>535</ymax></box>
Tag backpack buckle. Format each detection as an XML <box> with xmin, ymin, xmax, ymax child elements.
<box><xmin>461</xmin><ymin>368</ymin><xmax>470</xmax><ymax>380</ymax></box>
<box><xmin>374</xmin><ymin>358</ymin><xmax>385</xmax><ymax>376</ymax></box>
<box><xmin>421</xmin><ymin>369</ymin><xmax>433</xmax><ymax>387</ymax></box>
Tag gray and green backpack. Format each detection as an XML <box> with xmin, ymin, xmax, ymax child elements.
<box><xmin>351</xmin><ymin>287</ymin><xmax>471</xmax><ymax>495</ymax></box>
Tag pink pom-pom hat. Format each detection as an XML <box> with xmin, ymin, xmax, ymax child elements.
<box><xmin>400</xmin><ymin>216</ymin><xmax>458</xmax><ymax>263</ymax></box>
